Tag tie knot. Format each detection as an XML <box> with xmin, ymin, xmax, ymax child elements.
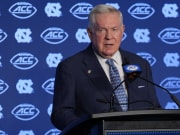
<box><xmin>106</xmin><ymin>59</ymin><xmax>115</xmax><ymax>66</ymax></box>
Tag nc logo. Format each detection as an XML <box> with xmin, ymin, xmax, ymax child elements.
<box><xmin>134</xmin><ymin>29</ymin><xmax>150</xmax><ymax>43</ymax></box>
<box><xmin>16</xmin><ymin>79</ymin><xmax>34</xmax><ymax>94</ymax></box>
<box><xmin>15</xmin><ymin>28</ymin><xmax>32</xmax><ymax>43</ymax></box>
<box><xmin>163</xmin><ymin>53</ymin><xmax>180</xmax><ymax>67</ymax></box>
<box><xmin>46</xmin><ymin>53</ymin><xmax>63</xmax><ymax>68</ymax></box>
<box><xmin>45</xmin><ymin>2</ymin><xmax>62</xmax><ymax>17</ymax></box>
<box><xmin>76</xmin><ymin>29</ymin><xmax>90</xmax><ymax>43</ymax></box>
<box><xmin>162</xmin><ymin>4</ymin><xmax>178</xmax><ymax>18</ymax></box>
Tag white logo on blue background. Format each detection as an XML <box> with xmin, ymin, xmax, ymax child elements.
<box><xmin>45</xmin><ymin>129</ymin><xmax>61</xmax><ymax>135</ymax></box>
<box><xmin>15</xmin><ymin>28</ymin><xmax>32</xmax><ymax>43</ymax></box>
<box><xmin>41</xmin><ymin>27</ymin><xmax>68</xmax><ymax>44</ymax></box>
<box><xmin>46</xmin><ymin>53</ymin><xmax>63</xmax><ymax>68</ymax></box>
<box><xmin>134</xmin><ymin>29</ymin><xmax>150</xmax><ymax>43</ymax></box>
<box><xmin>69</xmin><ymin>2</ymin><xmax>93</xmax><ymax>19</ymax></box>
<box><xmin>11</xmin><ymin>103</ymin><xmax>40</xmax><ymax>121</ymax></box>
<box><xmin>18</xmin><ymin>130</ymin><xmax>35</xmax><ymax>135</ymax></box>
<box><xmin>45</xmin><ymin>2</ymin><xmax>62</xmax><ymax>17</ymax></box>
<box><xmin>42</xmin><ymin>78</ymin><xmax>54</xmax><ymax>95</ymax></box>
<box><xmin>0</xmin><ymin>29</ymin><xmax>8</xmax><ymax>43</ymax></box>
<box><xmin>162</xmin><ymin>3</ymin><xmax>179</xmax><ymax>18</ymax></box>
<box><xmin>136</xmin><ymin>52</ymin><xmax>156</xmax><ymax>66</ymax></box>
<box><xmin>76</xmin><ymin>28</ymin><xmax>90</xmax><ymax>43</ymax></box>
<box><xmin>160</xmin><ymin>77</ymin><xmax>180</xmax><ymax>94</ymax></box>
<box><xmin>9</xmin><ymin>2</ymin><xmax>37</xmax><ymax>19</ymax></box>
<box><xmin>16</xmin><ymin>79</ymin><xmax>34</xmax><ymax>94</ymax></box>
<box><xmin>128</xmin><ymin>3</ymin><xmax>155</xmax><ymax>19</ymax></box>
<box><xmin>164</xmin><ymin>53</ymin><xmax>180</xmax><ymax>67</ymax></box>
<box><xmin>0</xmin><ymin>79</ymin><xmax>9</xmax><ymax>94</ymax></box>
<box><xmin>158</xmin><ymin>27</ymin><xmax>180</xmax><ymax>44</ymax></box>
<box><xmin>10</xmin><ymin>52</ymin><xmax>38</xmax><ymax>70</ymax></box>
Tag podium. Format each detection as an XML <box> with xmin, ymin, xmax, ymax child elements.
<box><xmin>60</xmin><ymin>110</ymin><xmax>180</xmax><ymax>135</ymax></box>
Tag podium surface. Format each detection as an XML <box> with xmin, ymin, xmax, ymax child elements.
<box><xmin>61</xmin><ymin>110</ymin><xmax>180</xmax><ymax>135</ymax></box>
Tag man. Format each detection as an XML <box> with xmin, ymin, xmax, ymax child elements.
<box><xmin>51</xmin><ymin>4</ymin><xmax>161</xmax><ymax>130</ymax></box>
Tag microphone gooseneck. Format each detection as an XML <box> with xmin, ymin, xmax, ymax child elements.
<box><xmin>123</xmin><ymin>64</ymin><xmax>180</xmax><ymax>109</ymax></box>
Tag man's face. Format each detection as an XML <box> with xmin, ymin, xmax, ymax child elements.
<box><xmin>87</xmin><ymin>12</ymin><xmax>124</xmax><ymax>58</ymax></box>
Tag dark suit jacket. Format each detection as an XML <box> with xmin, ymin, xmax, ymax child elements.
<box><xmin>51</xmin><ymin>44</ymin><xmax>161</xmax><ymax>130</ymax></box>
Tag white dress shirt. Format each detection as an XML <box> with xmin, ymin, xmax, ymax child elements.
<box><xmin>94</xmin><ymin>51</ymin><xmax>127</xmax><ymax>94</ymax></box>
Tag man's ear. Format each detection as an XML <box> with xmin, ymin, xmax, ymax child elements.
<box><xmin>87</xmin><ymin>28</ymin><xmax>92</xmax><ymax>40</ymax></box>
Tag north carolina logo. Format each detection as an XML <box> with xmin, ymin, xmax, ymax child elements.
<box><xmin>158</xmin><ymin>27</ymin><xmax>180</xmax><ymax>44</ymax></box>
<box><xmin>9</xmin><ymin>2</ymin><xmax>37</xmax><ymax>19</ymax></box>
<box><xmin>69</xmin><ymin>3</ymin><xmax>93</xmax><ymax>19</ymax></box>
<box><xmin>128</xmin><ymin>3</ymin><xmax>155</xmax><ymax>19</ymax></box>
<box><xmin>40</xmin><ymin>27</ymin><xmax>68</xmax><ymax>44</ymax></box>
<box><xmin>11</xmin><ymin>103</ymin><xmax>40</xmax><ymax>121</ymax></box>
<box><xmin>10</xmin><ymin>52</ymin><xmax>38</xmax><ymax>70</ymax></box>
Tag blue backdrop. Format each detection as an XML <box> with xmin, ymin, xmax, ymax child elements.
<box><xmin>0</xmin><ymin>0</ymin><xmax>179</xmax><ymax>135</ymax></box>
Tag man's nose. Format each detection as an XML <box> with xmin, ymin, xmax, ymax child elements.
<box><xmin>105</xmin><ymin>29</ymin><xmax>113</xmax><ymax>39</ymax></box>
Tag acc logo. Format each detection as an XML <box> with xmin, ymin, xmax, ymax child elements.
<box><xmin>42</xmin><ymin>78</ymin><xmax>54</xmax><ymax>95</ymax></box>
<box><xmin>70</xmin><ymin>2</ymin><xmax>93</xmax><ymax>19</ymax></box>
<box><xmin>41</xmin><ymin>27</ymin><xmax>68</xmax><ymax>44</ymax></box>
<box><xmin>11</xmin><ymin>103</ymin><xmax>40</xmax><ymax>121</ymax></box>
<box><xmin>9</xmin><ymin>2</ymin><xmax>37</xmax><ymax>19</ymax></box>
<box><xmin>128</xmin><ymin>3</ymin><xmax>155</xmax><ymax>19</ymax></box>
<box><xmin>160</xmin><ymin>77</ymin><xmax>180</xmax><ymax>94</ymax></box>
<box><xmin>124</xmin><ymin>65</ymin><xmax>141</xmax><ymax>73</ymax></box>
<box><xmin>158</xmin><ymin>27</ymin><xmax>180</xmax><ymax>44</ymax></box>
<box><xmin>0</xmin><ymin>79</ymin><xmax>9</xmax><ymax>94</ymax></box>
<box><xmin>45</xmin><ymin>129</ymin><xmax>61</xmax><ymax>135</ymax></box>
<box><xmin>0</xmin><ymin>29</ymin><xmax>8</xmax><ymax>43</ymax></box>
<box><xmin>46</xmin><ymin>53</ymin><xmax>63</xmax><ymax>68</ymax></box>
<box><xmin>136</xmin><ymin>52</ymin><xmax>156</xmax><ymax>66</ymax></box>
<box><xmin>10</xmin><ymin>52</ymin><xmax>38</xmax><ymax>70</ymax></box>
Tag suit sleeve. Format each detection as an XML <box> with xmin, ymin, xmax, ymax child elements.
<box><xmin>51</xmin><ymin>62</ymin><xmax>79</xmax><ymax>130</ymax></box>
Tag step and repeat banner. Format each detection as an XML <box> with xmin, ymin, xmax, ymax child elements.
<box><xmin>0</xmin><ymin>0</ymin><xmax>179</xmax><ymax>134</ymax></box>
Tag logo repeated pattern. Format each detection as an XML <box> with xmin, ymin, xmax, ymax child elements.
<box><xmin>0</xmin><ymin>1</ymin><xmax>179</xmax><ymax>134</ymax></box>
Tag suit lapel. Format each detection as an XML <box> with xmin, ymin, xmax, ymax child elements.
<box><xmin>82</xmin><ymin>46</ymin><xmax>113</xmax><ymax>101</ymax></box>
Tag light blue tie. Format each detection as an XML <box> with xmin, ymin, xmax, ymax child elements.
<box><xmin>106</xmin><ymin>59</ymin><xmax>128</xmax><ymax>111</ymax></box>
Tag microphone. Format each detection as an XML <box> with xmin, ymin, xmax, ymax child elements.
<box><xmin>123</xmin><ymin>64</ymin><xmax>180</xmax><ymax>108</ymax></box>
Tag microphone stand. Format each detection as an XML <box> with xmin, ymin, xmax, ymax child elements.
<box><xmin>138</xmin><ymin>76</ymin><xmax>180</xmax><ymax>108</ymax></box>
